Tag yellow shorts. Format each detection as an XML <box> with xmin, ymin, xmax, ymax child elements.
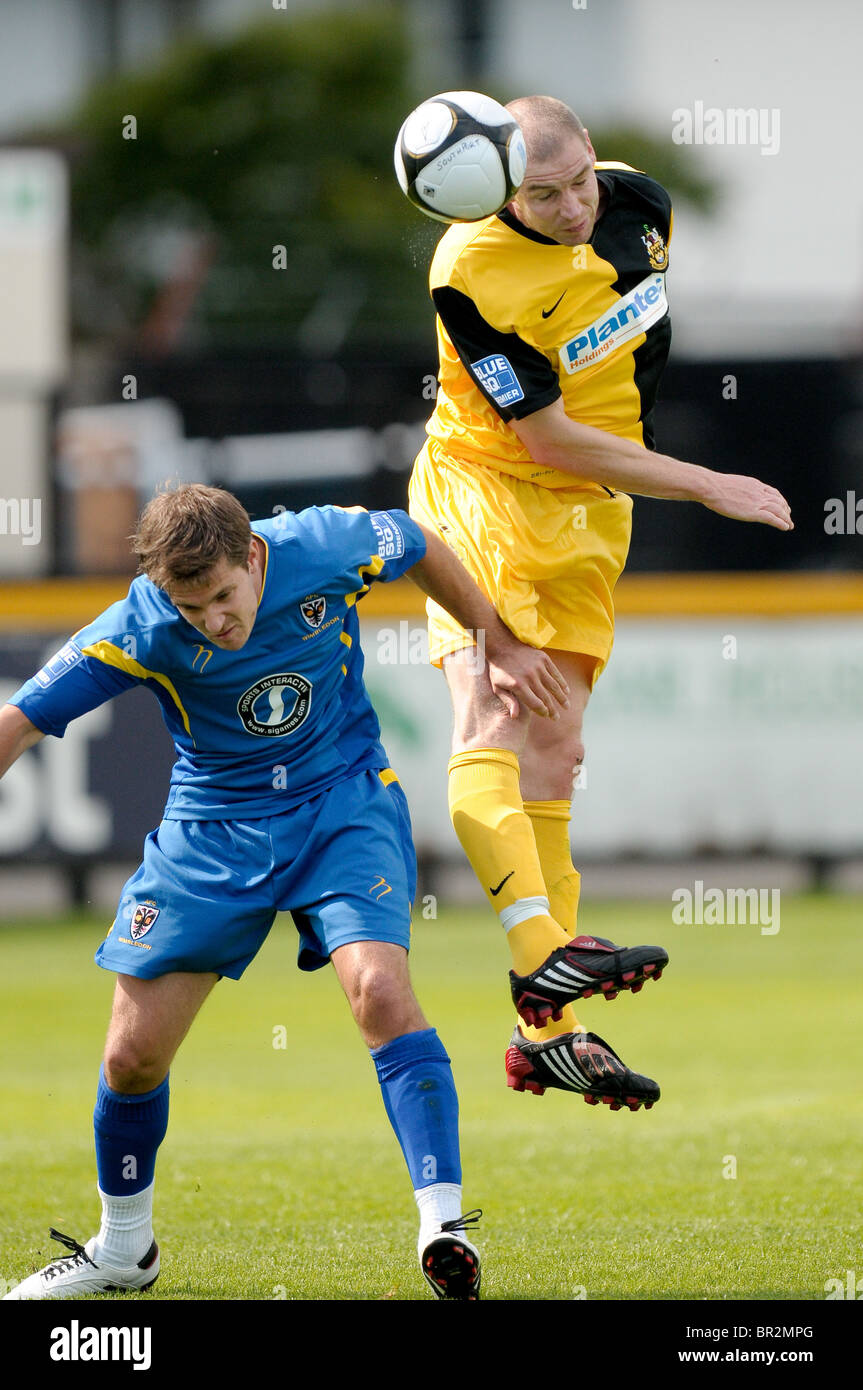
<box><xmin>408</xmin><ymin>438</ymin><xmax>633</xmax><ymax>681</ymax></box>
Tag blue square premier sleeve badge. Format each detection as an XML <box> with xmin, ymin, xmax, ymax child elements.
<box><xmin>469</xmin><ymin>354</ymin><xmax>525</xmax><ymax>408</ymax></box>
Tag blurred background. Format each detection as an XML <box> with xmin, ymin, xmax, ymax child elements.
<box><xmin>1</xmin><ymin>0</ymin><xmax>861</xmax><ymax>912</ymax></box>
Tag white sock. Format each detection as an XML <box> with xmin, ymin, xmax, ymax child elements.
<box><xmin>414</xmin><ymin>1182</ymin><xmax>464</xmax><ymax>1254</ymax></box>
<box><xmin>91</xmin><ymin>1182</ymin><xmax>155</xmax><ymax>1265</ymax></box>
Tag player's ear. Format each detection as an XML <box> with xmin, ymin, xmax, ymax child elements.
<box><xmin>583</xmin><ymin>130</ymin><xmax>596</xmax><ymax>162</ymax></box>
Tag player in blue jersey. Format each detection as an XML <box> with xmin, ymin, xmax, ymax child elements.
<box><xmin>0</xmin><ymin>483</ymin><xmax>570</xmax><ymax>1303</ymax></box>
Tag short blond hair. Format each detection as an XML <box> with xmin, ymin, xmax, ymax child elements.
<box><xmin>506</xmin><ymin>95</ymin><xmax>588</xmax><ymax>165</ymax></box>
<box><xmin>133</xmin><ymin>484</ymin><xmax>252</xmax><ymax>593</ymax></box>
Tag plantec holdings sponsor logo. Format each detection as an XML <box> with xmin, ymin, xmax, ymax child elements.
<box><xmin>559</xmin><ymin>273</ymin><xmax>667</xmax><ymax>374</ymax></box>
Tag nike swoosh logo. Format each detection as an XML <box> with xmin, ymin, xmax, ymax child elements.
<box><xmin>541</xmin><ymin>292</ymin><xmax>566</xmax><ymax>319</ymax></box>
<box><xmin>489</xmin><ymin>870</ymin><xmax>515</xmax><ymax>896</ymax></box>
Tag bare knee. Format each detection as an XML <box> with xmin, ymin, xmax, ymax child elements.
<box><xmin>344</xmin><ymin>967</ymin><xmax>427</xmax><ymax>1048</ymax></box>
<box><xmin>332</xmin><ymin>941</ymin><xmax>429</xmax><ymax>1048</ymax></box>
<box><xmin>103</xmin><ymin>1039</ymin><xmax>168</xmax><ymax>1094</ymax></box>
<box><xmin>521</xmin><ymin>729</ymin><xmax>586</xmax><ymax>800</ymax></box>
<box><xmin>102</xmin><ymin>971</ymin><xmax>216</xmax><ymax>1094</ymax></box>
<box><xmin>348</xmin><ymin>965</ymin><xmax>402</xmax><ymax>1030</ymax></box>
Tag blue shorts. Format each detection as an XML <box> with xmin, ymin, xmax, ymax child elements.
<box><xmin>95</xmin><ymin>769</ymin><xmax>416</xmax><ymax>980</ymax></box>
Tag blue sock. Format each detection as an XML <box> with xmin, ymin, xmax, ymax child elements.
<box><xmin>93</xmin><ymin>1065</ymin><xmax>170</xmax><ymax>1197</ymax></box>
<box><xmin>371</xmin><ymin>1028</ymin><xmax>462</xmax><ymax>1188</ymax></box>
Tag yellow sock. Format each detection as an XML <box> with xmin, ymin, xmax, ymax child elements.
<box><xmin>520</xmin><ymin>798</ymin><xmax>585</xmax><ymax>1036</ymax></box>
<box><xmin>523</xmin><ymin>799</ymin><xmax>582</xmax><ymax>935</ymax></box>
<box><xmin>448</xmin><ymin>750</ymin><xmax>582</xmax><ymax>1039</ymax></box>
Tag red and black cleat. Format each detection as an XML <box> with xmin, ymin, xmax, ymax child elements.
<box><xmin>510</xmin><ymin>934</ymin><xmax>669</xmax><ymax>1027</ymax></box>
<box><xmin>421</xmin><ymin>1211</ymin><xmax>482</xmax><ymax>1301</ymax></box>
<box><xmin>505</xmin><ymin>1026</ymin><xmax>660</xmax><ymax>1111</ymax></box>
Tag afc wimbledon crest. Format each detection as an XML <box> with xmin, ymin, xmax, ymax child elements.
<box><xmin>300</xmin><ymin>594</ymin><xmax>326</xmax><ymax>629</ymax></box>
<box><xmin>131</xmin><ymin>901</ymin><xmax>160</xmax><ymax>939</ymax></box>
<box><xmin>641</xmin><ymin>224</ymin><xmax>669</xmax><ymax>271</ymax></box>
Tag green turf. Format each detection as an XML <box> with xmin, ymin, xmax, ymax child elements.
<box><xmin>1</xmin><ymin>895</ymin><xmax>860</xmax><ymax>1301</ymax></box>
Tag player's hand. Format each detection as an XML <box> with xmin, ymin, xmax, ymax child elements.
<box><xmin>484</xmin><ymin>639</ymin><xmax>570</xmax><ymax>720</ymax></box>
<box><xmin>700</xmin><ymin>473</ymin><xmax>793</xmax><ymax>530</ymax></box>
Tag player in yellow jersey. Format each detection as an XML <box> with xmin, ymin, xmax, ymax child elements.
<box><xmin>409</xmin><ymin>95</ymin><xmax>793</xmax><ymax>1106</ymax></box>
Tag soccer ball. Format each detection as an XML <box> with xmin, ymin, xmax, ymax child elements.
<box><xmin>394</xmin><ymin>90</ymin><xmax>527</xmax><ymax>224</ymax></box>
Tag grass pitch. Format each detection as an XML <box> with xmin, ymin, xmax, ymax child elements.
<box><xmin>1</xmin><ymin>895</ymin><xmax>860</xmax><ymax>1301</ymax></box>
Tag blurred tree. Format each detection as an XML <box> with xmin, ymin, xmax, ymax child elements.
<box><xmin>60</xmin><ymin>6</ymin><xmax>440</xmax><ymax>351</ymax></box>
<box><xmin>42</xmin><ymin>5</ymin><xmax>716</xmax><ymax>354</ymax></box>
<box><xmin>589</xmin><ymin>126</ymin><xmax>717</xmax><ymax>213</ymax></box>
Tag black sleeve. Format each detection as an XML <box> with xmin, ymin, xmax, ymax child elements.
<box><xmin>433</xmin><ymin>285</ymin><xmax>562</xmax><ymax>422</ymax></box>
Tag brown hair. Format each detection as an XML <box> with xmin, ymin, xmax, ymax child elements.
<box><xmin>133</xmin><ymin>483</ymin><xmax>252</xmax><ymax>592</ymax></box>
<box><xmin>505</xmin><ymin>95</ymin><xmax>588</xmax><ymax>166</ymax></box>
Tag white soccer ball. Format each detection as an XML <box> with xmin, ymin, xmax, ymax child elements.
<box><xmin>394</xmin><ymin>90</ymin><xmax>527</xmax><ymax>224</ymax></box>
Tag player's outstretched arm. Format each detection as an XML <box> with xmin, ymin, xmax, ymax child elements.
<box><xmin>512</xmin><ymin>398</ymin><xmax>793</xmax><ymax>531</ymax></box>
<box><xmin>0</xmin><ymin>704</ymin><xmax>45</xmax><ymax>779</ymax></box>
<box><xmin>407</xmin><ymin>526</ymin><xmax>570</xmax><ymax>720</ymax></box>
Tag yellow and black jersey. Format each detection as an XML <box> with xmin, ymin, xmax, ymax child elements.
<box><xmin>425</xmin><ymin>163</ymin><xmax>672</xmax><ymax>487</ymax></box>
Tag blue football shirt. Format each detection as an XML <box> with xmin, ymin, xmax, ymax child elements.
<box><xmin>10</xmin><ymin>507</ymin><xmax>426</xmax><ymax>819</ymax></box>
